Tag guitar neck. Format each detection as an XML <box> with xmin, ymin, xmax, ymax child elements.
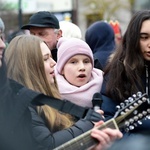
<box><xmin>54</xmin><ymin>118</ymin><xmax>118</xmax><ymax>150</ymax></box>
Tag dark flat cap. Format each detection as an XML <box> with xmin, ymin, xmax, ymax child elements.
<box><xmin>21</xmin><ymin>11</ymin><xmax>60</xmax><ymax>30</ymax></box>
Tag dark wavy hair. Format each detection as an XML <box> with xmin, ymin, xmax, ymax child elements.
<box><xmin>104</xmin><ymin>10</ymin><xmax>150</xmax><ymax>102</ymax></box>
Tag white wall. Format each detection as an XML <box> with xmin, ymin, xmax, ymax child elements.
<box><xmin>3</xmin><ymin>0</ymin><xmax>72</xmax><ymax>14</ymax></box>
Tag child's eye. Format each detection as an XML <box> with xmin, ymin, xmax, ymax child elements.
<box><xmin>70</xmin><ymin>61</ymin><xmax>76</xmax><ymax>64</ymax></box>
<box><xmin>84</xmin><ymin>59</ymin><xmax>91</xmax><ymax>63</ymax></box>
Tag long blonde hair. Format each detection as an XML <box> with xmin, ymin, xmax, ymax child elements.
<box><xmin>5</xmin><ymin>35</ymin><xmax>73</xmax><ymax>131</ymax></box>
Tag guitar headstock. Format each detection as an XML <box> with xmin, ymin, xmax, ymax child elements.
<box><xmin>114</xmin><ymin>92</ymin><xmax>150</xmax><ymax>132</ymax></box>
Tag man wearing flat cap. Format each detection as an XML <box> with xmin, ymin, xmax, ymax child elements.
<box><xmin>21</xmin><ymin>11</ymin><xmax>62</xmax><ymax>61</ymax></box>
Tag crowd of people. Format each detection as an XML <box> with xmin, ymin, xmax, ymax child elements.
<box><xmin>0</xmin><ymin>9</ymin><xmax>150</xmax><ymax>150</ymax></box>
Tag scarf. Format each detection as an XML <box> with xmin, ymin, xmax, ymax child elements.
<box><xmin>56</xmin><ymin>68</ymin><xmax>103</xmax><ymax>108</ymax></box>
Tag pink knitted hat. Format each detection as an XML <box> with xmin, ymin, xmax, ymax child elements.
<box><xmin>56</xmin><ymin>37</ymin><xmax>94</xmax><ymax>74</ymax></box>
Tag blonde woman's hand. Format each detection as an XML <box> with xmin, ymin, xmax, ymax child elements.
<box><xmin>90</xmin><ymin>121</ymin><xmax>123</xmax><ymax>150</ymax></box>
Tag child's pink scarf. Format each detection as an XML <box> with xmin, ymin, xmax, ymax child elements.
<box><xmin>55</xmin><ymin>68</ymin><xmax>103</xmax><ymax>108</ymax></box>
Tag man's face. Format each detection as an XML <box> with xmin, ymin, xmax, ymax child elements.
<box><xmin>30</xmin><ymin>27</ymin><xmax>62</xmax><ymax>50</ymax></box>
<box><xmin>0</xmin><ymin>30</ymin><xmax>6</xmax><ymax>67</ymax></box>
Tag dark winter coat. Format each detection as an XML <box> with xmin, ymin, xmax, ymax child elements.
<box><xmin>100</xmin><ymin>64</ymin><xmax>150</xmax><ymax>135</ymax></box>
<box><xmin>30</xmin><ymin>106</ymin><xmax>93</xmax><ymax>149</ymax></box>
<box><xmin>0</xmin><ymin>59</ymin><xmax>41</xmax><ymax>150</ymax></box>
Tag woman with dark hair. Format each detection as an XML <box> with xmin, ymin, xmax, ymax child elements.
<box><xmin>101</xmin><ymin>10</ymin><xmax>150</xmax><ymax>135</ymax></box>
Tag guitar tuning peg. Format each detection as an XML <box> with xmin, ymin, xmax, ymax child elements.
<box><xmin>125</xmin><ymin>121</ymin><xmax>129</xmax><ymax>126</ymax></box>
<box><xmin>120</xmin><ymin>102</ymin><xmax>125</xmax><ymax>108</ymax></box>
<box><xmin>142</xmin><ymin>97</ymin><xmax>147</xmax><ymax>102</ymax></box>
<box><xmin>146</xmin><ymin>115</ymin><xmax>150</xmax><ymax>119</ymax></box>
<box><xmin>129</xmin><ymin>118</ymin><xmax>134</xmax><ymax>124</ymax></box>
<box><xmin>129</xmin><ymin>125</ymin><xmax>134</xmax><ymax>130</ymax></box>
<box><xmin>133</xmin><ymin>116</ymin><xmax>139</xmax><ymax>121</ymax></box>
<box><xmin>125</xmin><ymin>99</ymin><xmax>129</xmax><ymax>103</ymax></box>
<box><xmin>129</xmin><ymin>105</ymin><xmax>134</xmax><ymax>110</ymax></box>
<box><xmin>125</xmin><ymin>108</ymin><xmax>130</xmax><ymax>112</ymax></box>
<box><xmin>133</xmin><ymin>110</ymin><xmax>138</xmax><ymax>115</ymax></box>
<box><xmin>116</xmin><ymin>105</ymin><xmax>120</xmax><ymax>110</ymax></box>
<box><xmin>120</xmin><ymin>111</ymin><xmax>125</xmax><ymax>115</ymax></box>
<box><xmin>137</xmin><ymin>100</ymin><xmax>142</xmax><ymax>104</ymax></box>
<box><xmin>137</xmin><ymin>91</ymin><xmax>142</xmax><ymax>97</ymax></box>
<box><xmin>138</xmin><ymin>113</ymin><xmax>143</xmax><ymax>119</ymax></box>
<box><xmin>142</xmin><ymin>111</ymin><xmax>147</xmax><ymax>116</ymax></box>
<box><xmin>128</xmin><ymin>97</ymin><xmax>134</xmax><ymax>102</ymax></box>
<box><xmin>132</xmin><ymin>94</ymin><xmax>137</xmax><ymax>98</ymax></box>
<box><xmin>137</xmin><ymin>120</ymin><xmax>142</xmax><ymax>125</ymax></box>
<box><xmin>147</xmin><ymin>108</ymin><xmax>150</xmax><ymax>113</ymax></box>
<box><xmin>133</xmin><ymin>103</ymin><xmax>138</xmax><ymax>107</ymax></box>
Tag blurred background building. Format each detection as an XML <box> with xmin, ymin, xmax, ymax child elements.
<box><xmin>0</xmin><ymin>0</ymin><xmax>150</xmax><ymax>41</ymax></box>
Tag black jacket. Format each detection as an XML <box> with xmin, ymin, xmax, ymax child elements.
<box><xmin>0</xmin><ymin>60</ymin><xmax>41</xmax><ymax>150</ymax></box>
<box><xmin>0</xmin><ymin>59</ymin><xmax>94</xmax><ymax>150</ymax></box>
<box><xmin>30</xmin><ymin>107</ymin><xmax>93</xmax><ymax>149</ymax></box>
<box><xmin>51</xmin><ymin>48</ymin><xmax>57</xmax><ymax>62</ymax></box>
<box><xmin>100</xmin><ymin>64</ymin><xmax>150</xmax><ymax>135</ymax></box>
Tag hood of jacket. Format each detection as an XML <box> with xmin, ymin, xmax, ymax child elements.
<box><xmin>85</xmin><ymin>21</ymin><xmax>116</xmax><ymax>69</ymax></box>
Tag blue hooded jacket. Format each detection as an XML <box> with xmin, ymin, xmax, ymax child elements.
<box><xmin>85</xmin><ymin>21</ymin><xmax>115</xmax><ymax>70</ymax></box>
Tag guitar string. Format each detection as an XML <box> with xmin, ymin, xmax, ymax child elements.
<box><xmin>57</xmin><ymin>121</ymin><xmax>116</xmax><ymax>150</ymax></box>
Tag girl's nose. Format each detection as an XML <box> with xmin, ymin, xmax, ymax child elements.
<box><xmin>50</xmin><ymin>58</ymin><xmax>56</xmax><ymax>67</ymax></box>
<box><xmin>79</xmin><ymin>62</ymin><xmax>85</xmax><ymax>71</ymax></box>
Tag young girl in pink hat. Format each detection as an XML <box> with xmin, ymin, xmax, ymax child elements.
<box><xmin>55</xmin><ymin>37</ymin><xmax>103</xmax><ymax>108</ymax></box>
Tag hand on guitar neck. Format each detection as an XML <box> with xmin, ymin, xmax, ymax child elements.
<box><xmin>90</xmin><ymin>121</ymin><xmax>122</xmax><ymax>150</ymax></box>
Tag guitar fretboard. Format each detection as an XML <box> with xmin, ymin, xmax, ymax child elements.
<box><xmin>54</xmin><ymin>118</ymin><xmax>118</xmax><ymax>150</ymax></box>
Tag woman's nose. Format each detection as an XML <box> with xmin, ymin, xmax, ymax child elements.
<box><xmin>50</xmin><ymin>58</ymin><xmax>56</xmax><ymax>67</ymax></box>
